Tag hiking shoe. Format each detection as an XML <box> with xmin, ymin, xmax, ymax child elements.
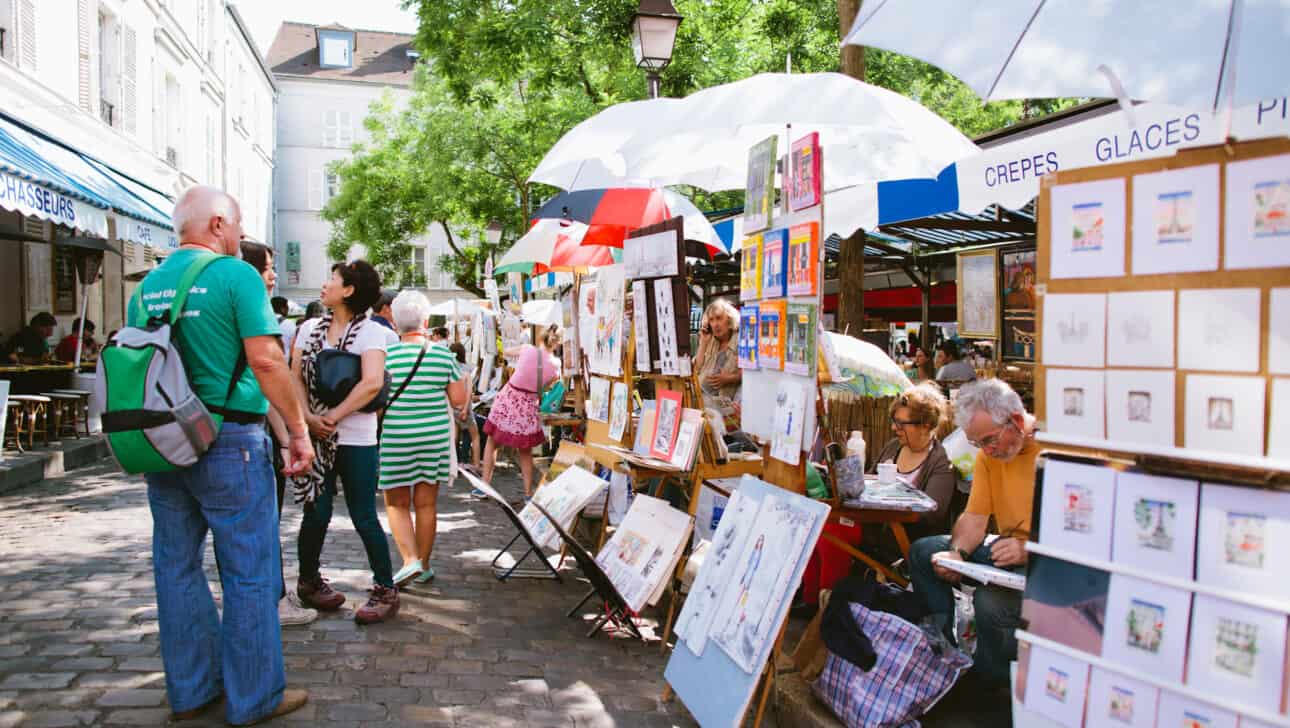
<box><xmin>297</xmin><ymin>575</ymin><xmax>345</xmax><ymax>611</ymax></box>
<box><xmin>231</xmin><ymin>688</ymin><xmax>308</xmax><ymax>726</ymax></box>
<box><xmin>392</xmin><ymin>560</ymin><xmax>424</xmax><ymax>587</ymax></box>
<box><xmin>278</xmin><ymin>594</ymin><xmax>318</xmax><ymax>627</ymax></box>
<box><xmin>414</xmin><ymin>565</ymin><xmax>436</xmax><ymax>584</ymax></box>
<box><xmin>355</xmin><ymin>585</ymin><xmax>400</xmax><ymax>624</ymax></box>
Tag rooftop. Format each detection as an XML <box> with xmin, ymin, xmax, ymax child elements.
<box><xmin>265</xmin><ymin>21</ymin><xmax>417</xmax><ymax>87</ymax></box>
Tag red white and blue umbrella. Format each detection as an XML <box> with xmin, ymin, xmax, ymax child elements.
<box><xmin>532</xmin><ymin>187</ymin><xmax>727</xmax><ymax>255</ymax></box>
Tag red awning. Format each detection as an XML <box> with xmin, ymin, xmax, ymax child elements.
<box><xmin>824</xmin><ymin>282</ymin><xmax>956</xmax><ymax>311</ymax></box>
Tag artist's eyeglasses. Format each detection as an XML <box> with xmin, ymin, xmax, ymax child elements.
<box><xmin>890</xmin><ymin>416</ymin><xmax>921</xmax><ymax>428</ymax></box>
<box><xmin>968</xmin><ymin>421</ymin><xmax>1017</xmax><ymax>449</ymax></box>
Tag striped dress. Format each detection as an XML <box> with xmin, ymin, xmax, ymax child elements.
<box><xmin>378</xmin><ymin>342</ymin><xmax>462</xmax><ymax>490</ymax></box>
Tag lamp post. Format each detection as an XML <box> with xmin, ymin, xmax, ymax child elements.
<box><xmin>630</xmin><ymin>0</ymin><xmax>682</xmax><ymax>99</ymax></box>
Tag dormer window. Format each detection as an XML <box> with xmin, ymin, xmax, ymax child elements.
<box><xmin>316</xmin><ymin>28</ymin><xmax>354</xmax><ymax>69</ymax></box>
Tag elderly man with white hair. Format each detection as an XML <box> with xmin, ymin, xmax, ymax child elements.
<box><xmin>379</xmin><ymin>290</ymin><xmax>467</xmax><ymax>585</ymax></box>
<box><xmin>909</xmin><ymin>378</ymin><xmax>1038</xmax><ymax>693</ymax></box>
<box><xmin>134</xmin><ymin>186</ymin><xmax>313</xmax><ymax>724</ymax></box>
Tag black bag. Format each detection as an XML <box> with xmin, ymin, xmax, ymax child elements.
<box><xmin>312</xmin><ymin>320</ymin><xmax>392</xmax><ymax>413</ymax></box>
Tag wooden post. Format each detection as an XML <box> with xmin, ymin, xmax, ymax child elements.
<box><xmin>838</xmin><ymin>0</ymin><xmax>866</xmax><ymax>81</ymax></box>
<box><xmin>836</xmin><ymin>228</ymin><xmax>866</xmax><ymax>335</ymax></box>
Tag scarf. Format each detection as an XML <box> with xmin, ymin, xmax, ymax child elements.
<box><xmin>290</xmin><ymin>309</ymin><xmax>368</xmax><ymax>505</ymax></box>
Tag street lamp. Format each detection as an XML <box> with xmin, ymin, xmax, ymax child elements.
<box><xmin>630</xmin><ymin>0</ymin><xmax>682</xmax><ymax>99</ymax></box>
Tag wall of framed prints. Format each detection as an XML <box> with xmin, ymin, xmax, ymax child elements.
<box><xmin>738</xmin><ymin>130</ymin><xmax>826</xmax><ymax>491</ymax></box>
<box><xmin>1017</xmin><ymin>452</ymin><xmax>1290</xmax><ymax>728</ymax></box>
<box><xmin>1034</xmin><ymin>137</ymin><xmax>1290</xmax><ymax>466</ymax></box>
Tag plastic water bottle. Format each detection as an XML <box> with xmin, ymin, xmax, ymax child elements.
<box><xmin>845</xmin><ymin>430</ymin><xmax>866</xmax><ymax>467</ymax></box>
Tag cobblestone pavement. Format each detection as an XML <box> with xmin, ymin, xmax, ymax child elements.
<box><xmin>0</xmin><ymin>460</ymin><xmax>707</xmax><ymax>727</ymax></box>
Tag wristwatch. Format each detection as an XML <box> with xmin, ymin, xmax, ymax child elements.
<box><xmin>956</xmin><ymin>548</ymin><xmax>971</xmax><ymax>561</ymax></box>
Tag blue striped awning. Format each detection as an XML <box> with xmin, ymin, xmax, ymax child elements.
<box><xmin>0</xmin><ymin>113</ymin><xmax>174</xmax><ymax>247</ymax></box>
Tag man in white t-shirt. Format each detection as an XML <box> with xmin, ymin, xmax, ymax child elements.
<box><xmin>272</xmin><ymin>296</ymin><xmax>296</xmax><ymax>359</ymax></box>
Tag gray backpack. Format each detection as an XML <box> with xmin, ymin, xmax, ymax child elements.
<box><xmin>95</xmin><ymin>253</ymin><xmax>245</xmax><ymax>474</ymax></box>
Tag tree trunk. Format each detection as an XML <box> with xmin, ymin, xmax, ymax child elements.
<box><xmin>836</xmin><ymin>229</ymin><xmax>866</xmax><ymax>337</ymax></box>
<box><xmin>839</xmin><ymin>0</ymin><xmax>865</xmax><ymax>81</ymax></box>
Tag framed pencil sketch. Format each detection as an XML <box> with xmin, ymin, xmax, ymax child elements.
<box><xmin>1105</xmin><ymin>369</ymin><xmax>1176</xmax><ymax>448</ymax></box>
<box><xmin>1177</xmin><ymin>287</ymin><xmax>1261</xmax><ymax>373</ymax></box>
<box><xmin>1110</xmin><ymin>471</ymin><xmax>1199</xmax><ymax>581</ymax></box>
<box><xmin>1196</xmin><ymin>482</ymin><xmax>1290</xmax><ymax>603</ymax></box>
<box><xmin>1022</xmin><ymin>643</ymin><xmax>1090</xmax><ymax>727</ymax></box>
<box><xmin>1185</xmin><ymin>594</ymin><xmax>1288</xmax><ymax>714</ymax></box>
<box><xmin>1223</xmin><ymin>153</ymin><xmax>1290</xmax><ymax>270</ymax></box>
<box><xmin>1048</xmin><ymin>178</ymin><xmax>1127</xmax><ymax>280</ymax></box>
<box><xmin>957</xmin><ymin>249</ymin><xmax>999</xmax><ymax>339</ymax></box>
<box><xmin>1102</xmin><ymin>573</ymin><xmax>1192</xmax><ymax>683</ymax></box>
<box><xmin>1042</xmin><ymin>293</ymin><xmax>1107</xmax><ymax>368</ymax></box>
<box><xmin>1038</xmin><ymin>458</ymin><xmax>1116</xmax><ymax>560</ymax></box>
<box><xmin>1106</xmin><ymin>290</ymin><xmax>1174</xmax><ymax>368</ymax></box>
<box><xmin>1044</xmin><ymin>368</ymin><xmax>1105</xmax><ymax>440</ymax></box>
<box><xmin>1086</xmin><ymin>666</ymin><xmax>1159</xmax><ymax>728</ymax></box>
<box><xmin>1155</xmin><ymin>690</ymin><xmax>1238</xmax><ymax>728</ymax></box>
<box><xmin>1131</xmin><ymin>164</ymin><xmax>1220</xmax><ymax>275</ymax></box>
<box><xmin>1183</xmin><ymin>374</ymin><xmax>1266</xmax><ymax>457</ymax></box>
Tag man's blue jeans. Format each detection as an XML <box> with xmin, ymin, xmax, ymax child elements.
<box><xmin>909</xmin><ymin>534</ymin><xmax>1022</xmax><ymax>687</ymax></box>
<box><xmin>145</xmin><ymin>423</ymin><xmax>284</xmax><ymax>725</ymax></box>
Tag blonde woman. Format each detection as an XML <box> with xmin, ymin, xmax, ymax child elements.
<box><xmin>871</xmin><ymin>382</ymin><xmax>957</xmax><ymax>538</ymax></box>
<box><xmin>481</xmin><ymin>323</ymin><xmax>562</xmax><ymax>499</ymax></box>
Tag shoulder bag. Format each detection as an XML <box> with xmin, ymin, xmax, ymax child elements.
<box><xmin>312</xmin><ymin>317</ymin><xmax>392</xmax><ymax>412</ymax></box>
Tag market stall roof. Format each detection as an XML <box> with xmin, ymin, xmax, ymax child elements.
<box><xmin>876</xmin><ymin>202</ymin><xmax>1036</xmax><ymax>251</ymax></box>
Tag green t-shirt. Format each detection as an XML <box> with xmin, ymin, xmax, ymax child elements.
<box><xmin>129</xmin><ymin>248</ymin><xmax>280</xmax><ymax>415</ymax></box>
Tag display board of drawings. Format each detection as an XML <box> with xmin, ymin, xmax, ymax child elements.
<box><xmin>1033</xmin><ymin>139</ymin><xmax>1290</xmax><ymax>466</ymax></box>
<box><xmin>594</xmin><ymin>390</ymin><xmax>706</xmax><ymax>471</ymax></box>
<box><xmin>623</xmin><ymin>216</ymin><xmax>691</xmax><ymax>377</ymax></box>
<box><xmin>593</xmin><ymin>494</ymin><xmax>694</xmax><ymax>614</ymax></box>
<box><xmin>1016</xmin><ymin>453</ymin><xmax>1290</xmax><ymax>728</ymax></box>
<box><xmin>737</xmin><ymin>131</ymin><xmax>826</xmax><ymax>465</ymax></box>
<box><xmin>516</xmin><ymin>465</ymin><xmax>608</xmax><ymax>551</ymax></box>
<box><xmin>664</xmin><ymin>475</ymin><xmax>830</xmax><ymax>728</ymax></box>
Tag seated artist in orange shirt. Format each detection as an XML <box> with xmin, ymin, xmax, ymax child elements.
<box><xmin>909</xmin><ymin>378</ymin><xmax>1037</xmax><ymax>690</ymax></box>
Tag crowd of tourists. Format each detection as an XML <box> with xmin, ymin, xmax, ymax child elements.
<box><xmin>122</xmin><ymin>185</ymin><xmax>1033</xmax><ymax>723</ymax></box>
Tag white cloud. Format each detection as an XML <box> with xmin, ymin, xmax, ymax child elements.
<box><xmin>231</xmin><ymin>0</ymin><xmax>419</xmax><ymax>55</ymax></box>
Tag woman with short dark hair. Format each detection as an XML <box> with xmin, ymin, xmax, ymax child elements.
<box><xmin>290</xmin><ymin>260</ymin><xmax>399</xmax><ymax>624</ymax></box>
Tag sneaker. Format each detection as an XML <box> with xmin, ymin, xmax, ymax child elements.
<box><xmin>297</xmin><ymin>575</ymin><xmax>345</xmax><ymax>611</ymax></box>
<box><xmin>355</xmin><ymin>584</ymin><xmax>400</xmax><ymax>624</ymax></box>
<box><xmin>414</xmin><ymin>565</ymin><xmax>436</xmax><ymax>583</ymax></box>
<box><xmin>470</xmin><ymin>488</ymin><xmax>487</xmax><ymax>499</ymax></box>
<box><xmin>278</xmin><ymin>594</ymin><xmax>318</xmax><ymax>627</ymax></box>
<box><xmin>392</xmin><ymin>560</ymin><xmax>424</xmax><ymax>587</ymax></box>
<box><xmin>231</xmin><ymin>688</ymin><xmax>308</xmax><ymax>726</ymax></box>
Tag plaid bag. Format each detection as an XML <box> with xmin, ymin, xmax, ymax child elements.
<box><xmin>814</xmin><ymin>602</ymin><xmax>973</xmax><ymax>728</ymax></box>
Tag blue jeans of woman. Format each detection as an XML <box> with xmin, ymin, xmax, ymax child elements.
<box><xmin>145</xmin><ymin>423</ymin><xmax>284</xmax><ymax>725</ymax></box>
<box><xmin>297</xmin><ymin>444</ymin><xmax>394</xmax><ymax>588</ymax></box>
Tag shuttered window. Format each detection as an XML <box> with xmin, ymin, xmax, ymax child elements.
<box><xmin>121</xmin><ymin>25</ymin><xmax>136</xmax><ymax>135</ymax></box>
<box><xmin>18</xmin><ymin>0</ymin><xmax>35</xmax><ymax>69</ymax></box>
<box><xmin>77</xmin><ymin>0</ymin><xmax>93</xmax><ymax>112</ymax></box>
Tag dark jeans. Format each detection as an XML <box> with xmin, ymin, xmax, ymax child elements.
<box><xmin>909</xmin><ymin>534</ymin><xmax>1022</xmax><ymax>687</ymax></box>
<box><xmin>297</xmin><ymin>444</ymin><xmax>394</xmax><ymax>588</ymax></box>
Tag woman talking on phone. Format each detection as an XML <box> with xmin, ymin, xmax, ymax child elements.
<box><xmin>694</xmin><ymin>299</ymin><xmax>742</xmax><ymax>402</ymax></box>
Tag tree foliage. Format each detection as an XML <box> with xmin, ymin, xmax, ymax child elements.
<box><xmin>321</xmin><ymin>0</ymin><xmax>1080</xmax><ymax>290</ymax></box>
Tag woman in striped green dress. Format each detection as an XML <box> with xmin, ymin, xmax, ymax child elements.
<box><xmin>380</xmin><ymin>291</ymin><xmax>466</xmax><ymax>585</ymax></box>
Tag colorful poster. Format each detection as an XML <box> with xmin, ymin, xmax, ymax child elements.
<box><xmin>786</xmin><ymin>222</ymin><xmax>819</xmax><ymax>297</ymax></box>
<box><xmin>783</xmin><ymin>302</ymin><xmax>817</xmax><ymax>377</ymax></box>
<box><xmin>1132</xmin><ymin>164</ymin><xmax>1220</xmax><ymax>275</ymax></box>
<box><xmin>1111</xmin><ymin>471</ymin><xmax>1198</xmax><ymax>580</ymax></box>
<box><xmin>595</xmin><ymin>494</ymin><xmax>693</xmax><ymax>613</ymax></box>
<box><xmin>788</xmin><ymin>132</ymin><xmax>821</xmax><ymax>211</ymax></box>
<box><xmin>589</xmin><ymin>264</ymin><xmax>625</xmax><ymax>377</ymax></box>
<box><xmin>1048</xmin><ymin>178</ymin><xmax>1127</xmax><ymax>280</ymax></box>
<box><xmin>737</xmin><ymin>305</ymin><xmax>759</xmax><ymax>370</ymax></box>
<box><xmin>739</xmin><ymin>235</ymin><xmax>762</xmax><ymax>302</ymax></box>
<box><xmin>649</xmin><ymin>389</ymin><xmax>684</xmax><ymax>461</ymax></box>
<box><xmin>757</xmin><ymin>300</ymin><xmax>785</xmax><ymax>370</ymax></box>
<box><xmin>743</xmin><ymin>136</ymin><xmax>777</xmax><ymax>233</ymax></box>
<box><xmin>760</xmin><ymin>229</ymin><xmax>787</xmax><ymax>299</ymax></box>
<box><xmin>957</xmin><ymin>249</ymin><xmax>998</xmax><ymax>339</ymax></box>
<box><xmin>1224</xmin><ymin>154</ymin><xmax>1290</xmax><ymax>269</ymax></box>
<box><xmin>1001</xmin><ymin>249</ymin><xmax>1036</xmax><ymax>361</ymax></box>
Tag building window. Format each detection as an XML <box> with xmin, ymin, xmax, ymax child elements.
<box><xmin>0</xmin><ymin>0</ymin><xmax>14</xmax><ymax>63</ymax></box>
<box><xmin>323</xmin><ymin>110</ymin><xmax>353</xmax><ymax>148</ymax></box>
<box><xmin>205</xmin><ymin>112</ymin><xmax>217</xmax><ymax>183</ymax></box>
<box><xmin>164</xmin><ymin>74</ymin><xmax>181</xmax><ymax>166</ymax></box>
<box><xmin>98</xmin><ymin>12</ymin><xmax>122</xmax><ymax>127</ymax></box>
<box><xmin>317</xmin><ymin>30</ymin><xmax>353</xmax><ymax>68</ymax></box>
<box><xmin>325</xmin><ymin>172</ymin><xmax>340</xmax><ymax>204</ymax></box>
<box><xmin>413</xmin><ymin>247</ymin><xmax>427</xmax><ymax>286</ymax></box>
